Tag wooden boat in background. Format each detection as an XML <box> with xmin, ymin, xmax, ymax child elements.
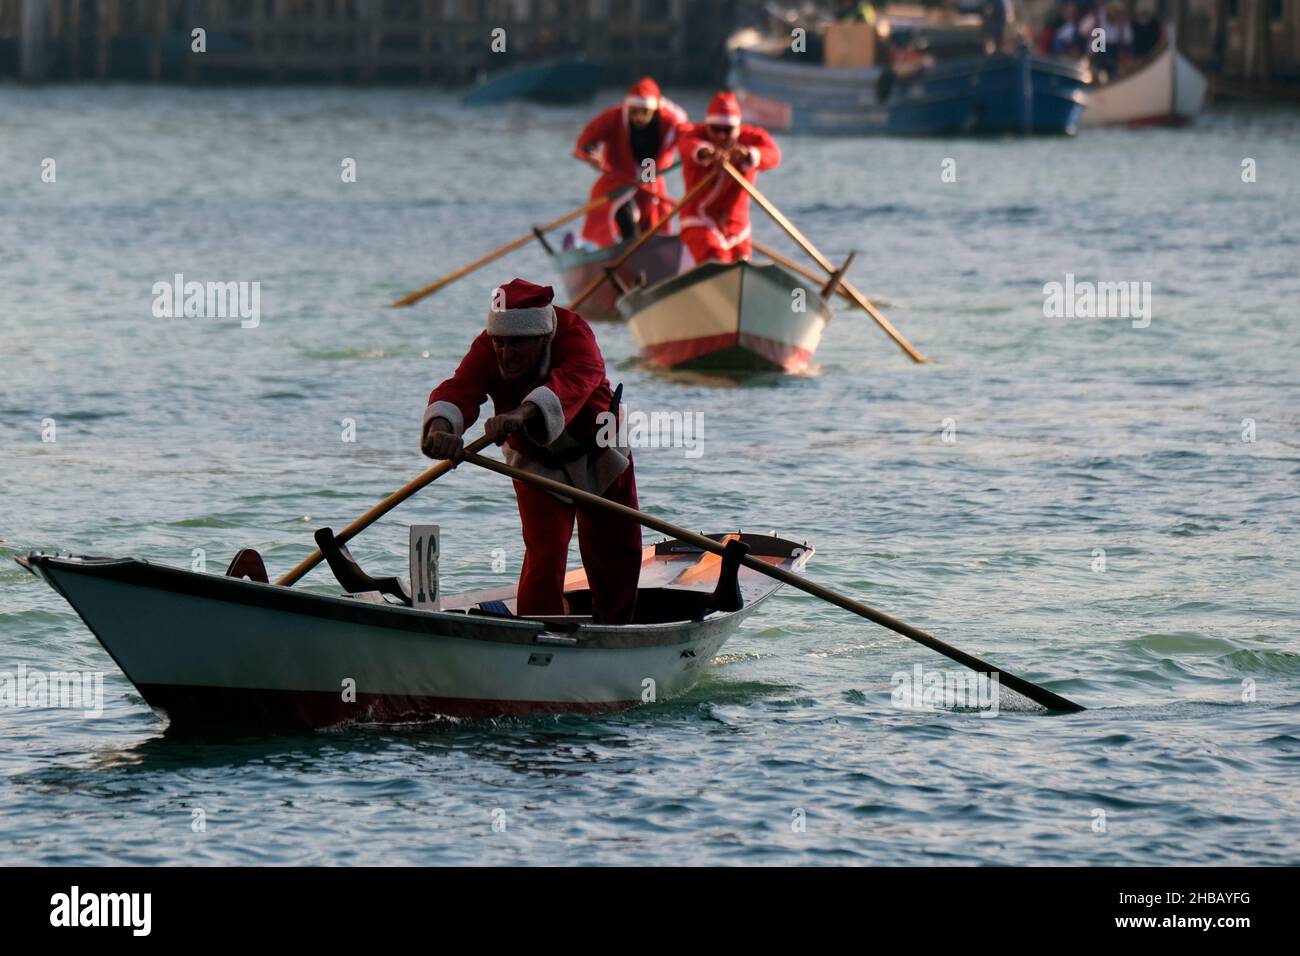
<box><xmin>1080</xmin><ymin>32</ymin><xmax>1206</xmax><ymax>127</ymax></box>
<box><xmin>549</xmin><ymin>234</ymin><xmax>688</xmax><ymax>321</ymax></box>
<box><xmin>619</xmin><ymin>260</ymin><xmax>833</xmax><ymax>374</ymax></box>
<box><xmin>462</xmin><ymin>59</ymin><xmax>604</xmax><ymax>105</ymax></box>
<box><xmin>18</xmin><ymin>532</ymin><xmax>812</xmax><ymax>730</ymax></box>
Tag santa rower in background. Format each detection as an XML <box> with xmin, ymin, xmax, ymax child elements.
<box><xmin>420</xmin><ymin>279</ymin><xmax>640</xmax><ymax>625</ymax></box>
<box><xmin>678</xmin><ymin>91</ymin><xmax>781</xmax><ymax>266</ymax></box>
<box><xmin>574</xmin><ymin>76</ymin><xmax>689</xmax><ymax>249</ymax></box>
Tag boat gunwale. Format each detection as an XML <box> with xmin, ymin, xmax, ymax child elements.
<box><xmin>548</xmin><ymin>233</ymin><xmax>682</xmax><ymax>272</ymax></box>
<box><xmin>618</xmin><ymin>259</ymin><xmax>832</xmax><ymax>322</ymax></box>
<box><xmin>20</xmin><ymin>536</ymin><xmax>811</xmax><ymax>653</ymax></box>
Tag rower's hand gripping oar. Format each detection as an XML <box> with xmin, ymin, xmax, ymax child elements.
<box><xmin>459</xmin><ymin>446</ymin><xmax>1085</xmax><ymax>713</ymax></box>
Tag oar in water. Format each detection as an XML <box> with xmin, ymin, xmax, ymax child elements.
<box><xmin>460</xmin><ymin>446</ymin><xmax>1085</xmax><ymax>713</ymax></box>
<box><xmin>567</xmin><ymin>165</ymin><xmax>721</xmax><ymax>311</ymax></box>
<box><xmin>719</xmin><ymin>160</ymin><xmax>927</xmax><ymax>365</ymax></box>
<box><xmin>276</xmin><ymin>433</ymin><xmax>497</xmax><ymax>587</ymax></box>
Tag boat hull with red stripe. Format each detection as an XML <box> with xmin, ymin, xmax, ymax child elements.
<box><xmin>17</xmin><ymin>533</ymin><xmax>812</xmax><ymax>731</ymax></box>
<box><xmin>619</xmin><ymin>260</ymin><xmax>832</xmax><ymax>374</ymax></box>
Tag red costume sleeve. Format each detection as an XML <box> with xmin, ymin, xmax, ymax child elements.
<box><xmin>737</xmin><ymin>127</ymin><xmax>781</xmax><ymax>172</ymax></box>
<box><xmin>424</xmin><ymin>332</ymin><xmax>495</xmax><ymax>437</ymax></box>
<box><xmin>658</xmin><ymin>100</ymin><xmax>691</xmax><ymax>161</ymax></box>
<box><xmin>575</xmin><ymin>106</ymin><xmax>621</xmax><ymax>158</ymax></box>
<box><xmin>520</xmin><ymin>314</ymin><xmax>607</xmax><ymax>446</ymax></box>
<box><xmin>679</xmin><ymin>125</ymin><xmax>708</xmax><ymax>168</ymax></box>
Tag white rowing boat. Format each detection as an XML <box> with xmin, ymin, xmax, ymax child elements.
<box><xmin>18</xmin><ymin>532</ymin><xmax>812</xmax><ymax>730</ymax></box>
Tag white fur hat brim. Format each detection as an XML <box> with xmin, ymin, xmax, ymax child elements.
<box><xmin>486</xmin><ymin>304</ymin><xmax>556</xmax><ymax>336</ymax></box>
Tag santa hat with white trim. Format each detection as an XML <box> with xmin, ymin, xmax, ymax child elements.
<box><xmin>487</xmin><ymin>278</ymin><xmax>557</xmax><ymax>337</ymax></box>
<box><xmin>625</xmin><ymin>77</ymin><xmax>661</xmax><ymax>112</ymax></box>
<box><xmin>705</xmin><ymin>91</ymin><xmax>741</xmax><ymax>127</ymax></box>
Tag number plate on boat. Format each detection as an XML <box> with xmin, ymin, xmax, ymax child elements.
<box><xmin>409</xmin><ymin>525</ymin><xmax>440</xmax><ymax>611</ymax></box>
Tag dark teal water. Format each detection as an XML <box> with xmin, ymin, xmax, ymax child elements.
<box><xmin>2</xmin><ymin>86</ymin><xmax>1299</xmax><ymax>865</ymax></box>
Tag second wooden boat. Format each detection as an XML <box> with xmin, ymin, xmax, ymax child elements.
<box><xmin>549</xmin><ymin>234</ymin><xmax>688</xmax><ymax>321</ymax></box>
<box><xmin>618</xmin><ymin>260</ymin><xmax>833</xmax><ymax>374</ymax></box>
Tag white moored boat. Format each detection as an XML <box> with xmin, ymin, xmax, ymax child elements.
<box><xmin>18</xmin><ymin>532</ymin><xmax>812</xmax><ymax>730</ymax></box>
<box><xmin>1080</xmin><ymin>32</ymin><xmax>1207</xmax><ymax>127</ymax></box>
<box><xmin>619</xmin><ymin>260</ymin><xmax>833</xmax><ymax>374</ymax></box>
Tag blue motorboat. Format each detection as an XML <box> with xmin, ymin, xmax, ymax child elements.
<box><xmin>727</xmin><ymin>20</ymin><xmax>1087</xmax><ymax>136</ymax></box>
<box><xmin>888</xmin><ymin>47</ymin><xmax>1089</xmax><ymax>135</ymax></box>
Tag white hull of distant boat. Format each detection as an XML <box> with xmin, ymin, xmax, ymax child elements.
<box><xmin>1081</xmin><ymin>34</ymin><xmax>1207</xmax><ymax>127</ymax></box>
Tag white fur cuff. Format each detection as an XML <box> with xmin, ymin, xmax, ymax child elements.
<box><xmin>523</xmin><ymin>386</ymin><xmax>565</xmax><ymax>446</ymax></box>
<box><xmin>423</xmin><ymin>401</ymin><xmax>464</xmax><ymax>437</ymax></box>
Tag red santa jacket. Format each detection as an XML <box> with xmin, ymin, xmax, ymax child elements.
<box><xmin>677</xmin><ymin>124</ymin><xmax>781</xmax><ymax>243</ymax></box>
<box><xmin>423</xmin><ymin>308</ymin><xmax>630</xmax><ymax>494</ymax></box>
<box><xmin>576</xmin><ymin>99</ymin><xmax>689</xmax><ymax>246</ymax></box>
<box><xmin>576</xmin><ymin>98</ymin><xmax>688</xmax><ymax>191</ymax></box>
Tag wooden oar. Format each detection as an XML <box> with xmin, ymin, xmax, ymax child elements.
<box><xmin>753</xmin><ymin>240</ymin><xmax>881</xmax><ymax>309</ymax></box>
<box><xmin>573</xmin><ymin>151</ymin><xmax>680</xmax><ymax>201</ymax></box>
<box><xmin>461</xmin><ymin>448</ymin><xmax>1085</xmax><ymax>713</ymax></box>
<box><xmin>276</xmin><ymin>433</ymin><xmax>496</xmax><ymax>587</ymax></box>
<box><xmin>568</xmin><ymin>165</ymin><xmax>721</xmax><ymax>311</ymax></box>
<box><xmin>392</xmin><ymin>194</ymin><xmax>624</xmax><ymax>308</ymax></box>
<box><xmin>392</xmin><ymin>162</ymin><xmax>683</xmax><ymax>309</ymax></box>
<box><xmin>720</xmin><ymin>160</ymin><xmax>927</xmax><ymax>364</ymax></box>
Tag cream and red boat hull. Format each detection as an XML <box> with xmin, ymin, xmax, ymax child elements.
<box><xmin>18</xmin><ymin>533</ymin><xmax>812</xmax><ymax>730</ymax></box>
<box><xmin>619</xmin><ymin>260</ymin><xmax>832</xmax><ymax>374</ymax></box>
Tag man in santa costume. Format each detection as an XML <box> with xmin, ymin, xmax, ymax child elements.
<box><xmin>678</xmin><ymin>91</ymin><xmax>781</xmax><ymax>266</ymax></box>
<box><xmin>420</xmin><ymin>278</ymin><xmax>640</xmax><ymax>625</ymax></box>
<box><xmin>574</xmin><ymin>76</ymin><xmax>689</xmax><ymax>248</ymax></box>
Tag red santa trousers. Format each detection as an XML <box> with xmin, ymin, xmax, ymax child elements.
<box><xmin>681</xmin><ymin>226</ymin><xmax>751</xmax><ymax>266</ymax></box>
<box><xmin>512</xmin><ymin>460</ymin><xmax>642</xmax><ymax>624</ymax></box>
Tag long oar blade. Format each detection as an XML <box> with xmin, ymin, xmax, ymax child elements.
<box><xmin>462</xmin><ymin>449</ymin><xmax>1085</xmax><ymax>713</ymax></box>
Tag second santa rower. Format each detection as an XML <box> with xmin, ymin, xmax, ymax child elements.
<box><xmin>574</xmin><ymin>76</ymin><xmax>689</xmax><ymax>249</ymax></box>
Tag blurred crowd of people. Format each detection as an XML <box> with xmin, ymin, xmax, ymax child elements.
<box><xmin>1038</xmin><ymin>1</ymin><xmax>1165</xmax><ymax>81</ymax></box>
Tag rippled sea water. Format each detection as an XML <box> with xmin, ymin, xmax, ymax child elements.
<box><xmin>2</xmin><ymin>85</ymin><xmax>1299</xmax><ymax>865</ymax></box>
